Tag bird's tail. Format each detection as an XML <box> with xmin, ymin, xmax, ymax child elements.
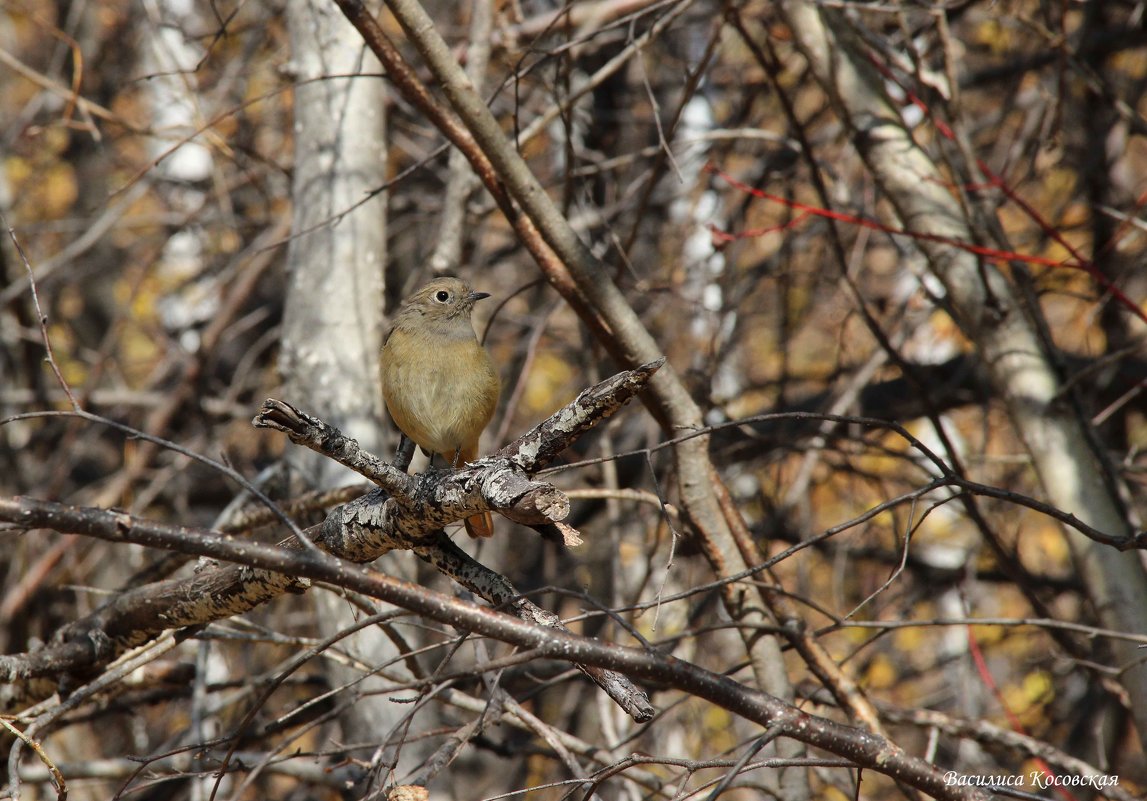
<box><xmin>464</xmin><ymin>511</ymin><xmax>494</xmax><ymax>539</ymax></box>
<box><xmin>446</xmin><ymin>445</ymin><xmax>494</xmax><ymax>538</ymax></box>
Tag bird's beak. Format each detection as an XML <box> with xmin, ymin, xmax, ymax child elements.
<box><xmin>468</xmin><ymin>291</ymin><xmax>491</xmax><ymax>303</ymax></box>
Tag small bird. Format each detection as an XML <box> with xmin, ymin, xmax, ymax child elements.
<box><xmin>381</xmin><ymin>277</ymin><xmax>501</xmax><ymax>538</ymax></box>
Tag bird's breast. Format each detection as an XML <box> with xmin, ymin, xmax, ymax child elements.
<box><xmin>381</xmin><ymin>327</ymin><xmax>499</xmax><ymax>455</ymax></box>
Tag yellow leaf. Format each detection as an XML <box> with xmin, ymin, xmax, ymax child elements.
<box><xmin>523</xmin><ymin>351</ymin><xmax>576</xmax><ymax>414</ymax></box>
<box><xmin>862</xmin><ymin>653</ymin><xmax>898</xmax><ymax>690</ymax></box>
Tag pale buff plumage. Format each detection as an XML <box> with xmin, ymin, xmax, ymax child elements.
<box><xmin>381</xmin><ymin>277</ymin><xmax>500</xmax><ymax>538</ymax></box>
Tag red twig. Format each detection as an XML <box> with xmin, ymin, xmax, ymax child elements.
<box><xmin>868</xmin><ymin>52</ymin><xmax>1147</xmax><ymax>327</ymax></box>
<box><xmin>708</xmin><ymin>165</ymin><xmax>1080</xmax><ymax>269</ymax></box>
<box><xmin>966</xmin><ymin>627</ymin><xmax>1077</xmax><ymax>801</ymax></box>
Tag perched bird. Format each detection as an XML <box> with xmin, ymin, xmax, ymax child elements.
<box><xmin>381</xmin><ymin>277</ymin><xmax>501</xmax><ymax>538</ymax></box>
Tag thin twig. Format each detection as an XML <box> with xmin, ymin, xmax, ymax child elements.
<box><xmin>1</xmin><ymin>211</ymin><xmax>79</xmax><ymax>410</ymax></box>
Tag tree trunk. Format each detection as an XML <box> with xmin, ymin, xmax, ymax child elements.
<box><xmin>777</xmin><ymin>0</ymin><xmax>1147</xmax><ymax>744</ymax></box>
<box><xmin>282</xmin><ymin>0</ymin><xmax>396</xmax><ymax>757</ymax></box>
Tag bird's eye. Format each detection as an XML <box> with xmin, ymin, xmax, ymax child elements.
<box><xmin>434</xmin><ymin>290</ymin><xmax>451</xmax><ymax>303</ymax></box>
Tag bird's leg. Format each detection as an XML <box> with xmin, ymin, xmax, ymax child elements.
<box><xmin>450</xmin><ymin>446</ymin><xmax>463</xmax><ymax>468</ymax></box>
<box><xmin>393</xmin><ymin>434</ymin><xmax>416</xmax><ymax>472</ymax></box>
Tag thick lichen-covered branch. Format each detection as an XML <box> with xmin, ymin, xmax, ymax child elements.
<box><xmin>1</xmin><ymin>363</ymin><xmax>661</xmax><ymax>718</ymax></box>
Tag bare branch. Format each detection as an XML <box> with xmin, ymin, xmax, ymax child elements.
<box><xmin>0</xmin><ymin>495</ymin><xmax>991</xmax><ymax>800</ymax></box>
<box><xmin>2</xmin><ymin>362</ymin><xmax>662</xmax><ymax>718</ymax></box>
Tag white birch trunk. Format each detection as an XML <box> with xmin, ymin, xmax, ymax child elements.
<box><xmin>282</xmin><ymin>0</ymin><xmax>399</xmax><ymax>759</ymax></box>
